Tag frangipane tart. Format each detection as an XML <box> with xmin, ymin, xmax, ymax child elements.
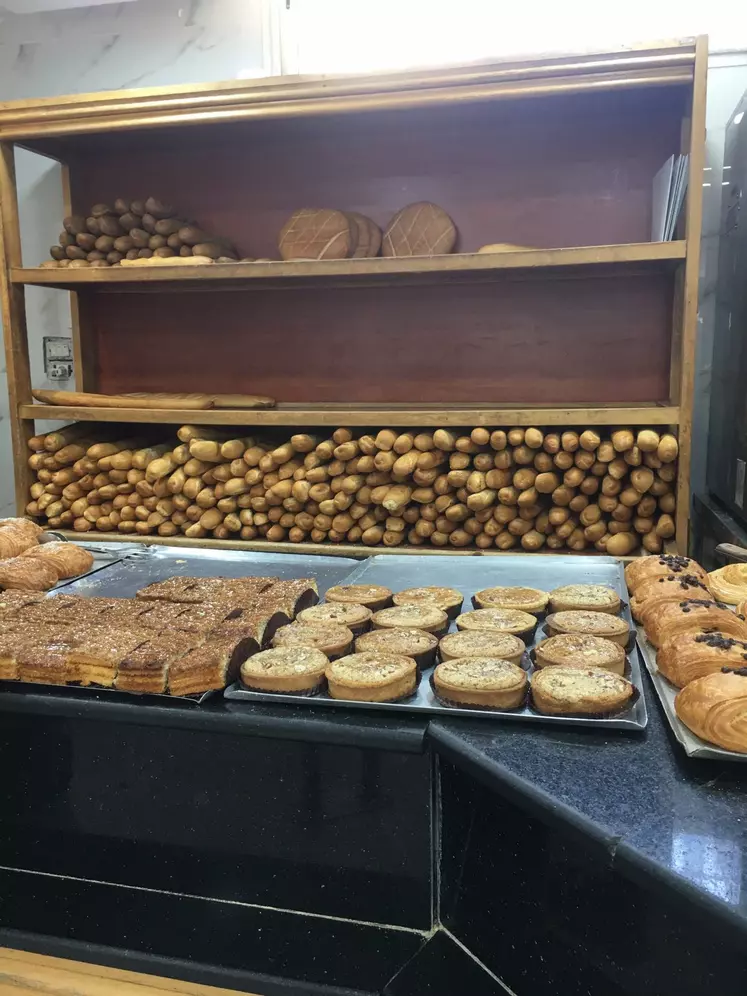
<box><xmin>545</xmin><ymin>610</ymin><xmax>630</xmax><ymax>647</ymax></box>
<box><xmin>472</xmin><ymin>587</ymin><xmax>548</xmax><ymax>615</ymax></box>
<box><xmin>548</xmin><ymin>584</ymin><xmax>621</xmax><ymax>615</ymax></box>
<box><xmin>326</xmin><ymin>652</ymin><xmax>417</xmax><ymax>702</ymax></box>
<box><xmin>297</xmin><ymin>602</ymin><xmax>372</xmax><ymax>635</ymax></box>
<box><xmin>433</xmin><ymin>657</ymin><xmax>527</xmax><ymax>709</ymax></box>
<box><xmin>531</xmin><ymin>665</ymin><xmax>634</xmax><ymax>716</ymax></box>
<box><xmin>372</xmin><ymin>604</ymin><xmax>448</xmax><ymax>636</ymax></box>
<box><xmin>325</xmin><ymin>584</ymin><xmax>393</xmax><ymax>612</ymax></box>
<box><xmin>455</xmin><ymin>608</ymin><xmax>537</xmax><ymax>640</ymax></box>
<box><xmin>392</xmin><ymin>586</ymin><xmax>464</xmax><ymax>619</ymax></box>
<box><xmin>355</xmin><ymin>627</ymin><xmax>438</xmax><ymax>669</ymax></box>
<box><xmin>272</xmin><ymin>621</ymin><xmax>354</xmax><ymax>659</ymax></box>
<box><xmin>534</xmin><ymin>634</ymin><xmax>626</xmax><ymax>675</ymax></box>
<box><xmin>240</xmin><ymin>647</ymin><xmax>329</xmax><ymax>695</ymax></box>
<box><xmin>439</xmin><ymin>630</ymin><xmax>525</xmax><ymax>666</ymax></box>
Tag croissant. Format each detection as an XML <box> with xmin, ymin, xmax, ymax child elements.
<box><xmin>707</xmin><ymin>564</ymin><xmax>747</xmax><ymax>605</ymax></box>
<box><xmin>631</xmin><ymin>573</ymin><xmax>713</xmax><ymax>622</ymax></box>
<box><xmin>624</xmin><ymin>554</ymin><xmax>707</xmax><ymax>594</ymax></box>
<box><xmin>675</xmin><ymin>671</ymin><xmax>747</xmax><ymax>753</ymax></box>
<box><xmin>0</xmin><ymin>556</ymin><xmax>59</xmax><ymax>591</ymax></box>
<box><xmin>19</xmin><ymin>542</ymin><xmax>93</xmax><ymax>579</ymax></box>
<box><xmin>0</xmin><ymin>524</ymin><xmax>40</xmax><ymax>560</ymax></box>
<box><xmin>657</xmin><ymin>631</ymin><xmax>747</xmax><ymax>687</ymax></box>
<box><xmin>644</xmin><ymin>599</ymin><xmax>747</xmax><ymax>648</ymax></box>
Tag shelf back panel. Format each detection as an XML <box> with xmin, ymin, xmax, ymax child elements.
<box><xmin>90</xmin><ymin>273</ymin><xmax>672</xmax><ymax>405</ymax></box>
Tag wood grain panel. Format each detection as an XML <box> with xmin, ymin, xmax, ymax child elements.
<box><xmin>91</xmin><ymin>273</ymin><xmax>672</xmax><ymax>405</ymax></box>
<box><xmin>68</xmin><ymin>87</ymin><xmax>685</xmax><ymax>259</ymax></box>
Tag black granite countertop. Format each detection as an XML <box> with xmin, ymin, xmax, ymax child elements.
<box><xmin>429</xmin><ymin>677</ymin><xmax>747</xmax><ymax>940</ymax></box>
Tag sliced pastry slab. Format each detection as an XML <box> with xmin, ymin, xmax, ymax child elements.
<box><xmin>115</xmin><ymin>632</ymin><xmax>202</xmax><ymax>693</ymax></box>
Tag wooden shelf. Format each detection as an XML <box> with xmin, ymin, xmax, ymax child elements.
<box><xmin>19</xmin><ymin>403</ymin><xmax>680</xmax><ymax>427</ymax></box>
<box><xmin>11</xmin><ymin>242</ymin><xmax>687</xmax><ymax>291</ymax></box>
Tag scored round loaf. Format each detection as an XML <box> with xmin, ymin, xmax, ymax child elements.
<box><xmin>278</xmin><ymin>208</ymin><xmax>355</xmax><ymax>261</ymax></box>
<box><xmin>349</xmin><ymin>212</ymin><xmax>382</xmax><ymax>258</ymax></box>
<box><xmin>382</xmin><ymin>202</ymin><xmax>457</xmax><ymax>257</ymax></box>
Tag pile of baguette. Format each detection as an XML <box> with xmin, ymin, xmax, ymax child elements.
<box><xmin>25</xmin><ymin>424</ymin><xmax>677</xmax><ymax>554</ymax></box>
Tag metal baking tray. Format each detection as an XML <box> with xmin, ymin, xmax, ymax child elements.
<box><xmin>637</xmin><ymin>628</ymin><xmax>747</xmax><ymax>761</ymax></box>
<box><xmin>37</xmin><ymin>534</ymin><xmax>132</xmax><ymax>592</ymax></box>
<box><xmin>225</xmin><ymin>554</ymin><xmax>648</xmax><ymax>731</ymax></box>
<box><xmin>0</xmin><ymin>679</ymin><xmax>217</xmax><ymax>707</ymax></box>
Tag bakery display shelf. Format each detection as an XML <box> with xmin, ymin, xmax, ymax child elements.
<box><xmin>226</xmin><ymin>552</ymin><xmax>647</xmax><ymax>729</ymax></box>
<box><xmin>19</xmin><ymin>403</ymin><xmax>682</xmax><ymax>427</ymax></box>
<box><xmin>10</xmin><ymin>242</ymin><xmax>686</xmax><ymax>291</ymax></box>
<box><xmin>637</xmin><ymin>628</ymin><xmax>747</xmax><ymax>761</ymax></box>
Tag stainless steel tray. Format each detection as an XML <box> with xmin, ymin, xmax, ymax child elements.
<box><xmin>41</xmin><ymin>535</ymin><xmax>132</xmax><ymax>592</ymax></box>
<box><xmin>637</xmin><ymin>628</ymin><xmax>747</xmax><ymax>761</ymax></box>
<box><xmin>225</xmin><ymin>554</ymin><xmax>648</xmax><ymax>731</ymax></box>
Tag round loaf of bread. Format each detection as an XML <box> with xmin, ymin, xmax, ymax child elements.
<box><xmin>439</xmin><ymin>630</ymin><xmax>525</xmax><ymax>666</ymax></box>
<box><xmin>240</xmin><ymin>647</ymin><xmax>328</xmax><ymax>694</ymax></box>
<box><xmin>278</xmin><ymin>208</ymin><xmax>354</xmax><ymax>261</ymax></box>
<box><xmin>472</xmin><ymin>586</ymin><xmax>548</xmax><ymax>614</ymax></box>
<box><xmin>271</xmin><ymin>621</ymin><xmax>353</xmax><ymax>659</ymax></box>
<box><xmin>531</xmin><ymin>665</ymin><xmax>634</xmax><ymax>715</ymax></box>
<box><xmin>372</xmin><ymin>604</ymin><xmax>448</xmax><ymax>636</ymax></box>
<box><xmin>297</xmin><ymin>602</ymin><xmax>372</xmax><ymax>635</ymax></box>
<box><xmin>675</xmin><ymin>670</ymin><xmax>747</xmax><ymax>753</ymax></box>
<box><xmin>325</xmin><ymin>584</ymin><xmax>393</xmax><ymax>612</ymax></box>
<box><xmin>326</xmin><ymin>652</ymin><xmax>417</xmax><ymax>702</ymax></box>
<box><xmin>534</xmin><ymin>634</ymin><xmax>626</xmax><ymax>675</ymax></box>
<box><xmin>382</xmin><ymin>202</ymin><xmax>456</xmax><ymax>257</ymax></box>
<box><xmin>355</xmin><ymin>628</ymin><xmax>438</xmax><ymax>669</ymax></box>
<box><xmin>433</xmin><ymin>657</ymin><xmax>527</xmax><ymax>709</ymax></box>
<box><xmin>549</xmin><ymin>584</ymin><xmax>621</xmax><ymax>614</ymax></box>
<box><xmin>392</xmin><ymin>586</ymin><xmax>464</xmax><ymax>618</ymax></box>
<box><xmin>544</xmin><ymin>610</ymin><xmax>630</xmax><ymax>647</ymax></box>
<box><xmin>455</xmin><ymin>608</ymin><xmax>537</xmax><ymax>639</ymax></box>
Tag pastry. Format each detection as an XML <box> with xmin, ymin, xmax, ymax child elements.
<box><xmin>115</xmin><ymin>632</ymin><xmax>201</xmax><ymax>693</ymax></box>
<box><xmin>675</xmin><ymin>671</ymin><xmax>747</xmax><ymax>753</ymax></box>
<box><xmin>631</xmin><ymin>573</ymin><xmax>713</xmax><ymax>622</ymax></box>
<box><xmin>544</xmin><ymin>610</ymin><xmax>630</xmax><ymax>647</ymax></box>
<box><xmin>0</xmin><ymin>634</ymin><xmax>25</xmax><ymax>678</ymax></box>
<box><xmin>624</xmin><ymin>554</ymin><xmax>708</xmax><ymax>593</ymax></box>
<box><xmin>272</xmin><ymin>621</ymin><xmax>354</xmax><ymax>658</ymax></box>
<box><xmin>531</xmin><ymin>665</ymin><xmax>635</xmax><ymax>716</ymax></box>
<box><xmin>371</xmin><ymin>604</ymin><xmax>449</xmax><ymax>636</ymax></box>
<box><xmin>19</xmin><ymin>542</ymin><xmax>94</xmax><ymax>579</ymax></box>
<box><xmin>0</xmin><ymin>591</ymin><xmax>46</xmax><ymax>614</ymax></box>
<box><xmin>278</xmin><ymin>208</ymin><xmax>355</xmax><ymax>261</ymax></box>
<box><xmin>534</xmin><ymin>634</ymin><xmax>626</xmax><ymax>675</ymax></box>
<box><xmin>0</xmin><ymin>556</ymin><xmax>59</xmax><ymax>591</ymax></box>
<box><xmin>240</xmin><ymin>646</ymin><xmax>329</xmax><ymax>695</ymax></box>
<box><xmin>326</xmin><ymin>652</ymin><xmax>417</xmax><ymax>702</ymax></box>
<box><xmin>70</xmin><ymin>628</ymin><xmax>148</xmax><ymax>687</ymax></box>
<box><xmin>297</xmin><ymin>602</ymin><xmax>372</xmax><ymax>635</ymax></box>
<box><xmin>455</xmin><ymin>608</ymin><xmax>537</xmax><ymax>640</ymax></box>
<box><xmin>167</xmin><ymin>639</ymin><xmax>240</xmax><ymax>696</ymax></box>
<box><xmin>0</xmin><ymin>518</ymin><xmax>43</xmax><ymax>560</ymax></box>
<box><xmin>136</xmin><ymin>600</ymin><xmax>193</xmax><ymax>631</ymax></box>
<box><xmin>708</xmin><ymin>564</ymin><xmax>747</xmax><ymax>605</ymax></box>
<box><xmin>211</xmin><ymin>604</ymin><xmax>290</xmax><ymax>646</ymax></box>
<box><xmin>433</xmin><ymin>657</ymin><xmax>527</xmax><ymax>709</ymax></box>
<box><xmin>355</xmin><ymin>627</ymin><xmax>438</xmax><ymax>669</ymax></box>
<box><xmin>656</xmin><ymin>631</ymin><xmax>747</xmax><ymax>688</ymax></box>
<box><xmin>644</xmin><ymin>599</ymin><xmax>747</xmax><ymax>648</ymax></box>
<box><xmin>166</xmin><ymin>603</ymin><xmax>237</xmax><ymax>634</ymax></box>
<box><xmin>392</xmin><ymin>586</ymin><xmax>464</xmax><ymax>619</ymax></box>
<box><xmin>382</xmin><ymin>202</ymin><xmax>457</xmax><ymax>257</ymax></box>
<box><xmin>267</xmin><ymin>578</ymin><xmax>319</xmax><ymax>615</ymax></box>
<box><xmin>18</xmin><ymin>642</ymin><xmax>80</xmax><ymax>685</ymax></box>
<box><xmin>439</xmin><ymin>630</ymin><xmax>525</xmax><ymax>666</ymax></box>
<box><xmin>135</xmin><ymin>576</ymin><xmax>278</xmax><ymax>604</ymax></box>
<box><xmin>472</xmin><ymin>587</ymin><xmax>549</xmax><ymax>615</ymax></box>
<box><xmin>325</xmin><ymin>584</ymin><xmax>393</xmax><ymax>612</ymax></box>
<box><xmin>548</xmin><ymin>584</ymin><xmax>621</xmax><ymax>615</ymax></box>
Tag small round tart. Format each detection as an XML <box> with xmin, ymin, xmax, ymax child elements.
<box><xmin>439</xmin><ymin>630</ymin><xmax>525</xmax><ymax>666</ymax></box>
<box><xmin>240</xmin><ymin>647</ymin><xmax>328</xmax><ymax>694</ymax></box>
<box><xmin>531</xmin><ymin>665</ymin><xmax>634</xmax><ymax>716</ymax></box>
<box><xmin>455</xmin><ymin>608</ymin><xmax>537</xmax><ymax>639</ymax></box>
<box><xmin>545</xmin><ymin>611</ymin><xmax>630</xmax><ymax>647</ymax></box>
<box><xmin>534</xmin><ymin>634</ymin><xmax>626</xmax><ymax>675</ymax></box>
<box><xmin>392</xmin><ymin>586</ymin><xmax>464</xmax><ymax>619</ymax></box>
<box><xmin>548</xmin><ymin>584</ymin><xmax>621</xmax><ymax>615</ymax></box>
<box><xmin>297</xmin><ymin>602</ymin><xmax>372</xmax><ymax>635</ymax></box>
<box><xmin>372</xmin><ymin>604</ymin><xmax>448</xmax><ymax>636</ymax></box>
<box><xmin>326</xmin><ymin>652</ymin><xmax>417</xmax><ymax>702</ymax></box>
<box><xmin>472</xmin><ymin>586</ymin><xmax>549</xmax><ymax>615</ymax></box>
<box><xmin>433</xmin><ymin>657</ymin><xmax>527</xmax><ymax>709</ymax></box>
<box><xmin>355</xmin><ymin>628</ymin><xmax>438</xmax><ymax>669</ymax></box>
<box><xmin>325</xmin><ymin>584</ymin><xmax>393</xmax><ymax>612</ymax></box>
<box><xmin>272</xmin><ymin>621</ymin><xmax>353</xmax><ymax>658</ymax></box>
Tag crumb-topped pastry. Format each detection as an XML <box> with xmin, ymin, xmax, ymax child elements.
<box><xmin>675</xmin><ymin>671</ymin><xmax>747</xmax><ymax>753</ymax></box>
<box><xmin>355</xmin><ymin>628</ymin><xmax>438</xmax><ymax>669</ymax></box>
<box><xmin>392</xmin><ymin>586</ymin><xmax>464</xmax><ymax>619</ymax></box>
<box><xmin>531</xmin><ymin>665</ymin><xmax>634</xmax><ymax>715</ymax></box>
<box><xmin>534</xmin><ymin>634</ymin><xmax>626</xmax><ymax>675</ymax></box>
<box><xmin>545</xmin><ymin>610</ymin><xmax>630</xmax><ymax>647</ymax></box>
<box><xmin>548</xmin><ymin>584</ymin><xmax>621</xmax><ymax>615</ymax></box>
<box><xmin>439</xmin><ymin>630</ymin><xmax>525</xmax><ymax>666</ymax></box>
<box><xmin>455</xmin><ymin>608</ymin><xmax>537</xmax><ymax>639</ymax></box>
<box><xmin>325</xmin><ymin>584</ymin><xmax>393</xmax><ymax>612</ymax></box>
<box><xmin>326</xmin><ymin>652</ymin><xmax>417</xmax><ymax>702</ymax></box>
<box><xmin>272</xmin><ymin>621</ymin><xmax>354</xmax><ymax>658</ymax></box>
<box><xmin>472</xmin><ymin>587</ymin><xmax>548</xmax><ymax>615</ymax></box>
<box><xmin>371</xmin><ymin>604</ymin><xmax>448</xmax><ymax>636</ymax></box>
<box><xmin>656</xmin><ymin>631</ymin><xmax>747</xmax><ymax>688</ymax></box>
<box><xmin>240</xmin><ymin>647</ymin><xmax>329</xmax><ymax>695</ymax></box>
<box><xmin>298</xmin><ymin>602</ymin><xmax>372</xmax><ymax>635</ymax></box>
<box><xmin>433</xmin><ymin>657</ymin><xmax>527</xmax><ymax>709</ymax></box>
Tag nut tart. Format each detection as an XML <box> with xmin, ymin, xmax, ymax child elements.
<box><xmin>455</xmin><ymin>608</ymin><xmax>537</xmax><ymax>640</ymax></box>
<box><xmin>355</xmin><ymin>628</ymin><xmax>438</xmax><ymax>669</ymax></box>
<box><xmin>534</xmin><ymin>634</ymin><xmax>626</xmax><ymax>675</ymax></box>
<box><xmin>531</xmin><ymin>665</ymin><xmax>634</xmax><ymax>716</ymax></box>
<box><xmin>272</xmin><ymin>621</ymin><xmax>354</xmax><ymax>659</ymax></box>
<box><xmin>472</xmin><ymin>587</ymin><xmax>548</xmax><ymax>615</ymax></box>
<box><xmin>439</xmin><ymin>630</ymin><xmax>525</xmax><ymax>666</ymax></box>
<box><xmin>544</xmin><ymin>611</ymin><xmax>630</xmax><ymax>647</ymax></box>
<box><xmin>325</xmin><ymin>584</ymin><xmax>393</xmax><ymax>612</ymax></box>
<box><xmin>372</xmin><ymin>604</ymin><xmax>448</xmax><ymax>636</ymax></box>
<box><xmin>326</xmin><ymin>652</ymin><xmax>417</xmax><ymax>702</ymax></box>
<box><xmin>392</xmin><ymin>586</ymin><xmax>464</xmax><ymax>619</ymax></box>
<box><xmin>548</xmin><ymin>584</ymin><xmax>621</xmax><ymax>615</ymax></box>
<box><xmin>297</xmin><ymin>602</ymin><xmax>372</xmax><ymax>635</ymax></box>
<box><xmin>433</xmin><ymin>657</ymin><xmax>527</xmax><ymax>709</ymax></box>
<box><xmin>240</xmin><ymin>647</ymin><xmax>329</xmax><ymax>695</ymax></box>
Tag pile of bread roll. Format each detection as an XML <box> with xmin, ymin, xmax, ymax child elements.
<box><xmin>41</xmin><ymin>197</ymin><xmax>238</xmax><ymax>269</ymax></box>
<box><xmin>627</xmin><ymin>554</ymin><xmax>747</xmax><ymax>753</ymax></box>
<box><xmin>25</xmin><ymin>423</ymin><xmax>677</xmax><ymax>554</ymax></box>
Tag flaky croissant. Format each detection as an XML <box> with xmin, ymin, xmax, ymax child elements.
<box><xmin>624</xmin><ymin>554</ymin><xmax>708</xmax><ymax>594</ymax></box>
<box><xmin>0</xmin><ymin>556</ymin><xmax>59</xmax><ymax>591</ymax></box>
<box><xmin>644</xmin><ymin>599</ymin><xmax>747</xmax><ymax>648</ymax></box>
<box><xmin>657</xmin><ymin>631</ymin><xmax>747</xmax><ymax>687</ymax></box>
<box><xmin>19</xmin><ymin>542</ymin><xmax>93</xmax><ymax>579</ymax></box>
<box><xmin>631</xmin><ymin>573</ymin><xmax>713</xmax><ymax>622</ymax></box>
<box><xmin>675</xmin><ymin>671</ymin><xmax>747</xmax><ymax>753</ymax></box>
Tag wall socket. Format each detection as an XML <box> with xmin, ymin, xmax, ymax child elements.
<box><xmin>43</xmin><ymin>336</ymin><xmax>73</xmax><ymax>381</ymax></box>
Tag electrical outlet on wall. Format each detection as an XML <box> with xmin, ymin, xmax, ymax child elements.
<box><xmin>43</xmin><ymin>336</ymin><xmax>73</xmax><ymax>381</ymax></box>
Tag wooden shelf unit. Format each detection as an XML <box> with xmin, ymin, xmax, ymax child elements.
<box><xmin>0</xmin><ymin>38</ymin><xmax>707</xmax><ymax>555</ymax></box>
